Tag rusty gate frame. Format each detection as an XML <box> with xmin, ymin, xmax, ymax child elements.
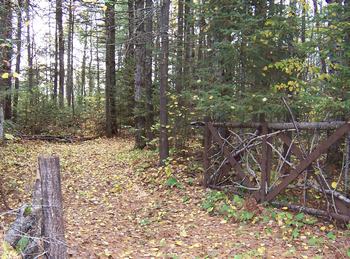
<box><xmin>197</xmin><ymin>120</ymin><xmax>350</xmax><ymax>222</ymax></box>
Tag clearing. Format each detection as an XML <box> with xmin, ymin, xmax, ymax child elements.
<box><xmin>1</xmin><ymin>138</ymin><xmax>349</xmax><ymax>258</ymax></box>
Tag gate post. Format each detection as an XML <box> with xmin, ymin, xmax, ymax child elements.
<box><xmin>38</xmin><ymin>156</ymin><xmax>67</xmax><ymax>258</ymax></box>
<box><xmin>260</xmin><ymin>121</ymin><xmax>272</xmax><ymax>202</ymax></box>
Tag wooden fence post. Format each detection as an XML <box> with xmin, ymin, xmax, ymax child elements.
<box><xmin>260</xmin><ymin>121</ymin><xmax>272</xmax><ymax>202</ymax></box>
<box><xmin>0</xmin><ymin>105</ymin><xmax>4</xmax><ymax>142</ymax></box>
<box><xmin>38</xmin><ymin>156</ymin><xmax>67</xmax><ymax>259</ymax></box>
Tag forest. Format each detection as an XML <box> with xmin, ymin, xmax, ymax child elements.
<box><xmin>0</xmin><ymin>0</ymin><xmax>350</xmax><ymax>257</ymax></box>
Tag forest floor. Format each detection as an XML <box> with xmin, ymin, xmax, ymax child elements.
<box><xmin>0</xmin><ymin>138</ymin><xmax>350</xmax><ymax>258</ymax></box>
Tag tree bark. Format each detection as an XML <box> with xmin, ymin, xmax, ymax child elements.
<box><xmin>126</xmin><ymin>0</ymin><xmax>135</xmax><ymax>60</ymax></box>
<box><xmin>57</xmin><ymin>0</ymin><xmax>65</xmax><ymax>108</ymax></box>
<box><xmin>145</xmin><ymin>0</ymin><xmax>154</xmax><ymax>143</ymax></box>
<box><xmin>0</xmin><ymin>0</ymin><xmax>13</xmax><ymax>120</ymax></box>
<box><xmin>39</xmin><ymin>156</ymin><xmax>67</xmax><ymax>259</ymax></box>
<box><xmin>134</xmin><ymin>0</ymin><xmax>146</xmax><ymax>149</ymax></box>
<box><xmin>159</xmin><ymin>0</ymin><xmax>170</xmax><ymax>164</ymax></box>
<box><xmin>88</xmin><ymin>28</ymin><xmax>94</xmax><ymax>96</ymax></box>
<box><xmin>13</xmin><ymin>0</ymin><xmax>23</xmax><ymax>121</ymax></box>
<box><xmin>66</xmin><ymin>0</ymin><xmax>74</xmax><ymax>107</ymax></box>
<box><xmin>53</xmin><ymin>21</ymin><xmax>58</xmax><ymax>102</ymax></box>
<box><xmin>105</xmin><ymin>1</ymin><xmax>118</xmax><ymax>137</ymax></box>
<box><xmin>174</xmin><ymin>0</ymin><xmax>184</xmax><ymax>148</ymax></box>
<box><xmin>81</xmin><ymin>23</ymin><xmax>88</xmax><ymax>99</ymax></box>
<box><xmin>96</xmin><ymin>33</ymin><xmax>101</xmax><ymax>105</ymax></box>
<box><xmin>26</xmin><ymin>0</ymin><xmax>34</xmax><ymax>100</ymax></box>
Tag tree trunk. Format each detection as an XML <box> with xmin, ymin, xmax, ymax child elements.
<box><xmin>105</xmin><ymin>1</ymin><xmax>118</xmax><ymax>137</ymax></box>
<box><xmin>0</xmin><ymin>0</ymin><xmax>13</xmax><ymax>120</ymax></box>
<box><xmin>134</xmin><ymin>0</ymin><xmax>146</xmax><ymax>149</ymax></box>
<box><xmin>39</xmin><ymin>156</ymin><xmax>67</xmax><ymax>259</ymax></box>
<box><xmin>159</xmin><ymin>0</ymin><xmax>170</xmax><ymax>164</ymax></box>
<box><xmin>13</xmin><ymin>0</ymin><xmax>23</xmax><ymax>121</ymax></box>
<box><xmin>183</xmin><ymin>0</ymin><xmax>191</xmax><ymax>87</ymax></box>
<box><xmin>57</xmin><ymin>0</ymin><xmax>65</xmax><ymax>108</ymax></box>
<box><xmin>81</xmin><ymin>24</ymin><xmax>88</xmax><ymax>99</ymax></box>
<box><xmin>66</xmin><ymin>0</ymin><xmax>74</xmax><ymax>107</ymax></box>
<box><xmin>96</xmin><ymin>33</ymin><xmax>101</xmax><ymax>105</ymax></box>
<box><xmin>145</xmin><ymin>0</ymin><xmax>154</xmax><ymax>142</ymax></box>
<box><xmin>126</xmin><ymin>0</ymin><xmax>135</xmax><ymax>60</ymax></box>
<box><xmin>174</xmin><ymin>0</ymin><xmax>184</xmax><ymax>148</ymax></box>
<box><xmin>197</xmin><ymin>0</ymin><xmax>206</xmax><ymax>64</ymax></box>
<box><xmin>53</xmin><ymin>21</ymin><xmax>58</xmax><ymax>102</ymax></box>
<box><xmin>26</xmin><ymin>0</ymin><xmax>34</xmax><ymax>101</ymax></box>
<box><xmin>88</xmin><ymin>31</ymin><xmax>94</xmax><ymax>96</ymax></box>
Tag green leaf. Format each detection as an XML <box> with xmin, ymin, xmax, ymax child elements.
<box><xmin>4</xmin><ymin>133</ymin><xmax>15</xmax><ymax>140</ymax></box>
<box><xmin>291</xmin><ymin>228</ymin><xmax>300</xmax><ymax>239</ymax></box>
<box><xmin>326</xmin><ymin>232</ymin><xmax>336</xmax><ymax>241</ymax></box>
<box><xmin>15</xmin><ymin>237</ymin><xmax>29</xmax><ymax>253</ymax></box>
<box><xmin>24</xmin><ymin>206</ymin><xmax>32</xmax><ymax>216</ymax></box>
<box><xmin>295</xmin><ymin>213</ymin><xmax>304</xmax><ymax>221</ymax></box>
<box><xmin>165</xmin><ymin>177</ymin><xmax>179</xmax><ymax>188</ymax></box>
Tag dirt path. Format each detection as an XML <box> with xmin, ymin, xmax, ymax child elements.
<box><xmin>1</xmin><ymin>138</ymin><xmax>349</xmax><ymax>258</ymax></box>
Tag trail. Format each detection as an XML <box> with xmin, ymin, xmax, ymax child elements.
<box><xmin>0</xmin><ymin>139</ymin><xmax>349</xmax><ymax>258</ymax></box>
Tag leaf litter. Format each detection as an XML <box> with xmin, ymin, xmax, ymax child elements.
<box><xmin>0</xmin><ymin>138</ymin><xmax>349</xmax><ymax>258</ymax></box>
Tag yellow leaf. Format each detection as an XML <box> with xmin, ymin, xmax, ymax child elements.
<box><xmin>209</xmin><ymin>95</ymin><xmax>213</xmax><ymax>100</ymax></box>
<box><xmin>25</xmin><ymin>20</ymin><xmax>30</xmax><ymax>27</ymax></box>
<box><xmin>1</xmin><ymin>73</ymin><xmax>9</xmax><ymax>79</ymax></box>
<box><xmin>320</xmin><ymin>226</ymin><xmax>326</xmax><ymax>231</ymax></box>
<box><xmin>282</xmin><ymin>207</ymin><xmax>288</xmax><ymax>210</ymax></box>
<box><xmin>180</xmin><ymin>229</ymin><xmax>188</xmax><ymax>237</ymax></box>
<box><xmin>257</xmin><ymin>246</ymin><xmax>266</xmax><ymax>254</ymax></box>
<box><xmin>175</xmin><ymin>240</ymin><xmax>183</xmax><ymax>246</ymax></box>
<box><xmin>102</xmin><ymin>5</ymin><xmax>107</xmax><ymax>11</ymax></box>
<box><xmin>13</xmin><ymin>72</ymin><xmax>20</xmax><ymax>78</ymax></box>
<box><xmin>331</xmin><ymin>182</ymin><xmax>337</xmax><ymax>189</ymax></box>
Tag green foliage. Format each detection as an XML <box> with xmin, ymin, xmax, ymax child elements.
<box><xmin>165</xmin><ymin>177</ymin><xmax>181</xmax><ymax>188</ymax></box>
<box><xmin>201</xmin><ymin>191</ymin><xmax>256</xmax><ymax>222</ymax></box>
<box><xmin>23</xmin><ymin>206</ymin><xmax>32</xmax><ymax>216</ymax></box>
<box><xmin>326</xmin><ymin>231</ymin><xmax>336</xmax><ymax>241</ymax></box>
<box><xmin>15</xmin><ymin>237</ymin><xmax>29</xmax><ymax>253</ymax></box>
<box><xmin>14</xmin><ymin>88</ymin><xmax>105</xmax><ymax>135</ymax></box>
<box><xmin>308</xmin><ymin>236</ymin><xmax>324</xmax><ymax>246</ymax></box>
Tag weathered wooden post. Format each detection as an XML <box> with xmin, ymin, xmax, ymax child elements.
<box><xmin>0</xmin><ymin>105</ymin><xmax>4</xmax><ymax>142</ymax></box>
<box><xmin>260</xmin><ymin>121</ymin><xmax>272</xmax><ymax>202</ymax></box>
<box><xmin>38</xmin><ymin>156</ymin><xmax>67</xmax><ymax>259</ymax></box>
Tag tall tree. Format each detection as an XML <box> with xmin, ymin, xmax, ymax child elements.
<box><xmin>53</xmin><ymin>15</ymin><xmax>58</xmax><ymax>101</ymax></box>
<box><xmin>0</xmin><ymin>0</ymin><xmax>13</xmax><ymax>120</ymax></box>
<box><xmin>174</xmin><ymin>0</ymin><xmax>184</xmax><ymax>148</ymax></box>
<box><xmin>88</xmin><ymin>31</ymin><xmax>94</xmax><ymax>96</ymax></box>
<box><xmin>126</xmin><ymin>0</ymin><xmax>135</xmax><ymax>60</ymax></box>
<box><xmin>81</xmin><ymin>23</ymin><xmax>88</xmax><ymax>98</ymax></box>
<box><xmin>145</xmin><ymin>0</ymin><xmax>154</xmax><ymax>142</ymax></box>
<box><xmin>96</xmin><ymin>30</ymin><xmax>101</xmax><ymax>104</ymax></box>
<box><xmin>105</xmin><ymin>0</ymin><xmax>118</xmax><ymax>136</ymax></box>
<box><xmin>159</xmin><ymin>0</ymin><xmax>170</xmax><ymax>164</ymax></box>
<box><xmin>14</xmin><ymin>0</ymin><xmax>23</xmax><ymax>121</ymax></box>
<box><xmin>134</xmin><ymin>0</ymin><xmax>146</xmax><ymax>149</ymax></box>
<box><xmin>66</xmin><ymin>0</ymin><xmax>75</xmax><ymax>107</ymax></box>
<box><xmin>56</xmin><ymin>0</ymin><xmax>65</xmax><ymax>107</ymax></box>
<box><xmin>26</xmin><ymin>0</ymin><xmax>33</xmax><ymax>98</ymax></box>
